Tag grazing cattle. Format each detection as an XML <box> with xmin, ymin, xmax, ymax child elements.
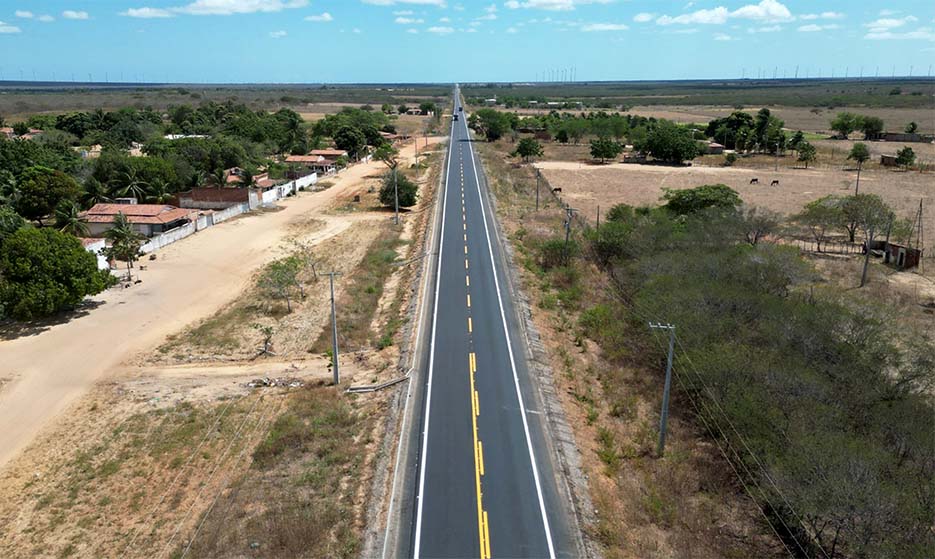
<box><xmin>770</xmin><ymin>180</ymin><xmax>780</xmax><ymax>187</ymax></box>
<box><xmin>552</xmin><ymin>187</ymin><xmax>562</xmax><ymax>193</ymax></box>
<box><xmin>749</xmin><ymin>178</ymin><xmax>759</xmax><ymax>185</ymax></box>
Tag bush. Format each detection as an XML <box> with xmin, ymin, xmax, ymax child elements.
<box><xmin>0</xmin><ymin>227</ymin><xmax>112</xmax><ymax>320</ymax></box>
<box><xmin>538</xmin><ymin>238</ymin><xmax>577</xmax><ymax>270</ymax></box>
<box><xmin>662</xmin><ymin>184</ymin><xmax>741</xmax><ymax>215</ymax></box>
<box><xmin>723</xmin><ymin>153</ymin><xmax>737</xmax><ymax>167</ymax></box>
<box><xmin>379</xmin><ymin>171</ymin><xmax>418</xmax><ymax>208</ymax></box>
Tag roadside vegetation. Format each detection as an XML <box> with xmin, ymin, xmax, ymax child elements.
<box><xmin>478</xmin><ymin>140</ymin><xmax>934</xmax><ymax>558</ymax></box>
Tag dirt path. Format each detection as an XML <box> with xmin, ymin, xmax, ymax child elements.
<box><xmin>0</xmin><ymin>138</ymin><xmax>441</xmax><ymax>471</ymax></box>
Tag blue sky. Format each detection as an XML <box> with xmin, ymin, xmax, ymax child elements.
<box><xmin>2</xmin><ymin>1</ymin><xmax>934</xmax><ymax>83</ymax></box>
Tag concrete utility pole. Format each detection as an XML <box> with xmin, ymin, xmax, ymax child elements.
<box><xmin>535</xmin><ymin>168</ymin><xmax>540</xmax><ymax>211</ymax></box>
<box><xmin>648</xmin><ymin>323</ymin><xmax>676</xmax><ymax>456</ymax></box>
<box><xmin>393</xmin><ymin>166</ymin><xmax>400</xmax><ymax>225</ymax></box>
<box><xmin>563</xmin><ymin>206</ymin><xmax>578</xmax><ymax>260</ymax></box>
<box><xmin>328</xmin><ymin>271</ymin><xmax>343</xmax><ymax>385</ymax></box>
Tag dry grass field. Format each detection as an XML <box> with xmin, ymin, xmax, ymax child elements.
<box><xmin>534</xmin><ymin>161</ymin><xmax>934</xmax><ymax>247</ymax></box>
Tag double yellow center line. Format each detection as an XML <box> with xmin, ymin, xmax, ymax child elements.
<box><xmin>461</xmin><ymin>147</ymin><xmax>490</xmax><ymax>559</ymax></box>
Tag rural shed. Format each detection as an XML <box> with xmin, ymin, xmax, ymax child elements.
<box><xmin>884</xmin><ymin>243</ymin><xmax>924</xmax><ymax>270</ymax></box>
<box><xmin>880</xmin><ymin>154</ymin><xmax>899</xmax><ymax>167</ymax></box>
<box><xmin>81</xmin><ymin>203</ymin><xmax>197</xmax><ymax>238</ymax></box>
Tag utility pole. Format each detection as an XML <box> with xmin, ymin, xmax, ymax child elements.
<box><xmin>648</xmin><ymin>323</ymin><xmax>676</xmax><ymax>456</ymax></box>
<box><xmin>393</xmin><ymin>165</ymin><xmax>400</xmax><ymax>225</ymax></box>
<box><xmin>328</xmin><ymin>271</ymin><xmax>343</xmax><ymax>385</ymax></box>
<box><xmin>563</xmin><ymin>206</ymin><xmax>578</xmax><ymax>261</ymax></box>
<box><xmin>535</xmin><ymin>168</ymin><xmax>540</xmax><ymax>211</ymax></box>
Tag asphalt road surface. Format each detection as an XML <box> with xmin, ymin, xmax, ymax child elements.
<box><xmin>408</xmin><ymin>89</ymin><xmax>575</xmax><ymax>559</ymax></box>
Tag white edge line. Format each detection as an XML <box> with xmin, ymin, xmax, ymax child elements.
<box><xmin>463</xmin><ymin>106</ymin><xmax>557</xmax><ymax>558</ymax></box>
<box><xmin>412</xmin><ymin>98</ymin><xmax>455</xmax><ymax>559</ymax></box>
<box><xmin>381</xmin><ymin>121</ymin><xmax>448</xmax><ymax>559</ymax></box>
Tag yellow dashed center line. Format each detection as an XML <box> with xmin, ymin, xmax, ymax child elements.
<box><xmin>467</xmin><ymin>294</ymin><xmax>471</xmax><ymax>307</ymax></box>
<box><xmin>468</xmin><ymin>316</ymin><xmax>472</xmax><ymax>332</ymax></box>
<box><xmin>466</xmin><ymin>275</ymin><xmax>470</xmax><ymax>287</ymax></box>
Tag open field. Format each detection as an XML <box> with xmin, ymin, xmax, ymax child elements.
<box><xmin>463</xmin><ymin>78</ymin><xmax>935</xmax><ymax>109</ymax></box>
<box><xmin>0</xmin><ymin>83</ymin><xmax>449</xmax><ymax>120</ymax></box>
<box><xmin>534</xmin><ymin>161</ymin><xmax>934</xmax><ymax>246</ymax></box>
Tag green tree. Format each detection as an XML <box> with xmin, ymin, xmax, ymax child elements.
<box><xmin>80</xmin><ymin>177</ymin><xmax>110</xmax><ymax>209</ymax></box>
<box><xmin>904</xmin><ymin>121</ymin><xmax>918</xmax><ymax>134</ymax></box>
<box><xmin>848</xmin><ymin>142</ymin><xmax>871</xmax><ymax>194</ymax></box>
<box><xmin>257</xmin><ymin>256</ymin><xmax>303</xmax><ymax>313</ymax></box>
<box><xmin>0</xmin><ymin>227</ymin><xmax>110</xmax><ymax>320</ymax></box>
<box><xmin>103</xmin><ymin>213</ymin><xmax>145</xmax><ymax>281</ymax></box>
<box><xmin>589</xmin><ymin>138</ymin><xmax>623</xmax><ymax>163</ymax></box>
<box><xmin>13</xmin><ymin>166</ymin><xmax>81</xmax><ymax>225</ymax></box>
<box><xmin>333</xmin><ymin>125</ymin><xmax>367</xmax><ymax>158</ymax></box>
<box><xmin>860</xmin><ymin>116</ymin><xmax>884</xmax><ymax>140</ymax></box>
<box><xmin>797</xmin><ymin>142</ymin><xmax>817</xmax><ymax>169</ymax></box>
<box><xmin>789</xmin><ymin>130</ymin><xmax>806</xmax><ymax>152</ymax></box>
<box><xmin>662</xmin><ymin>184</ymin><xmax>741</xmax><ymax>215</ymax></box>
<box><xmin>830</xmin><ymin>112</ymin><xmax>860</xmax><ymax>139</ymax></box>
<box><xmin>108</xmin><ymin>168</ymin><xmax>149</xmax><ymax>201</ymax></box>
<box><xmin>796</xmin><ymin>196</ymin><xmax>844</xmax><ymax>252</ymax></box>
<box><xmin>895</xmin><ymin>146</ymin><xmax>916</xmax><ymax>170</ymax></box>
<box><xmin>12</xmin><ymin>122</ymin><xmax>29</xmax><ymax>136</ymax></box>
<box><xmin>419</xmin><ymin>102</ymin><xmax>437</xmax><ymax>115</ymax></box>
<box><xmin>146</xmin><ymin>178</ymin><xmax>174</xmax><ymax>204</ymax></box>
<box><xmin>380</xmin><ymin>172</ymin><xmax>418</xmax><ymax>208</ymax></box>
<box><xmin>847</xmin><ymin>194</ymin><xmax>895</xmax><ymax>287</ymax></box>
<box><xmin>515</xmin><ymin>138</ymin><xmax>544</xmax><ymax>162</ymax></box>
<box><xmin>639</xmin><ymin>120</ymin><xmax>700</xmax><ymax>164</ymax></box>
<box><xmin>470</xmin><ymin>109</ymin><xmax>512</xmax><ymax>142</ymax></box>
<box><xmin>54</xmin><ymin>200</ymin><xmax>89</xmax><ymax>237</ymax></box>
<box><xmin>555</xmin><ymin>129</ymin><xmax>569</xmax><ymax>144</ymax></box>
<box><xmin>397</xmin><ymin>104</ymin><xmax>409</xmax><ymax>115</ymax></box>
<box><xmin>0</xmin><ymin>206</ymin><xmax>26</xmax><ymax>247</ymax></box>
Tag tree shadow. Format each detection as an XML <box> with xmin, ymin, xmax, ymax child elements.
<box><xmin>0</xmin><ymin>300</ymin><xmax>105</xmax><ymax>342</ymax></box>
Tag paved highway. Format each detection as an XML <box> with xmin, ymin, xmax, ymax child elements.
<box><xmin>404</xmin><ymin>88</ymin><xmax>576</xmax><ymax>558</ymax></box>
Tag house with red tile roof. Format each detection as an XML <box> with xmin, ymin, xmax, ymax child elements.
<box><xmin>80</xmin><ymin>203</ymin><xmax>197</xmax><ymax>238</ymax></box>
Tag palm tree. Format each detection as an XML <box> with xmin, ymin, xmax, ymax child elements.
<box><xmin>0</xmin><ymin>170</ymin><xmax>17</xmax><ymax>206</ymax></box>
<box><xmin>189</xmin><ymin>170</ymin><xmax>207</xmax><ymax>189</ymax></box>
<box><xmin>54</xmin><ymin>200</ymin><xmax>89</xmax><ymax>236</ymax></box>
<box><xmin>146</xmin><ymin>179</ymin><xmax>173</xmax><ymax>204</ymax></box>
<box><xmin>240</xmin><ymin>169</ymin><xmax>256</xmax><ymax>189</ymax></box>
<box><xmin>109</xmin><ymin>168</ymin><xmax>149</xmax><ymax>201</ymax></box>
<box><xmin>91</xmin><ymin>108</ymin><xmax>108</xmax><ymax>130</ymax></box>
<box><xmin>81</xmin><ymin>177</ymin><xmax>111</xmax><ymax>209</ymax></box>
<box><xmin>209</xmin><ymin>167</ymin><xmax>227</xmax><ymax>188</ymax></box>
<box><xmin>104</xmin><ymin>212</ymin><xmax>145</xmax><ymax>280</ymax></box>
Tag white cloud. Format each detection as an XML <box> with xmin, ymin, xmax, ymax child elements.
<box><xmin>171</xmin><ymin>0</ymin><xmax>308</xmax><ymax>16</ymax></box>
<box><xmin>657</xmin><ymin>0</ymin><xmax>792</xmax><ymax>26</ymax></box>
<box><xmin>395</xmin><ymin>16</ymin><xmax>424</xmax><ymax>23</ymax></box>
<box><xmin>879</xmin><ymin>9</ymin><xmax>899</xmax><ymax>17</ymax></box>
<box><xmin>749</xmin><ymin>25</ymin><xmax>781</xmax><ymax>32</ymax></box>
<box><xmin>122</xmin><ymin>7</ymin><xmax>174</xmax><ymax>18</ymax></box>
<box><xmin>800</xmin><ymin>12</ymin><xmax>844</xmax><ymax>21</ymax></box>
<box><xmin>506</xmin><ymin>26</ymin><xmax>518</xmax><ymax>33</ymax></box>
<box><xmin>269</xmin><ymin>29</ymin><xmax>287</xmax><ymax>37</ymax></box>
<box><xmin>713</xmin><ymin>32</ymin><xmax>732</xmax><ymax>40</ymax></box>
<box><xmin>406</xmin><ymin>27</ymin><xmax>418</xmax><ymax>33</ymax></box>
<box><xmin>38</xmin><ymin>15</ymin><xmax>54</xmax><ymax>22</ymax></box>
<box><xmin>633</xmin><ymin>12</ymin><xmax>654</xmax><ymax>23</ymax></box>
<box><xmin>798</xmin><ymin>23</ymin><xmax>839</xmax><ymax>32</ymax></box>
<box><xmin>305</xmin><ymin>12</ymin><xmax>333</xmax><ymax>21</ymax></box>
<box><xmin>393</xmin><ymin>10</ymin><xmax>413</xmax><ymax>15</ymax></box>
<box><xmin>14</xmin><ymin>10</ymin><xmax>33</xmax><ymax>19</ymax></box>
<box><xmin>353</xmin><ymin>27</ymin><xmax>361</xmax><ymax>33</ymax></box>
<box><xmin>485</xmin><ymin>4</ymin><xmax>497</xmax><ymax>13</ymax></box>
<box><xmin>864</xmin><ymin>16</ymin><xmax>917</xmax><ymax>31</ymax></box>
<box><xmin>439</xmin><ymin>16</ymin><xmax>450</xmax><ymax>22</ymax></box>
<box><xmin>0</xmin><ymin>21</ymin><xmax>22</xmax><ymax>33</ymax></box>
<box><xmin>865</xmin><ymin>27</ymin><xmax>935</xmax><ymax>41</ymax></box>
<box><xmin>581</xmin><ymin>22</ymin><xmax>628</xmax><ymax>31</ymax></box>
<box><xmin>427</xmin><ymin>25</ymin><xmax>454</xmax><ymax>33</ymax></box>
<box><xmin>62</xmin><ymin>10</ymin><xmax>90</xmax><ymax>20</ymax></box>
<box><xmin>504</xmin><ymin>0</ymin><xmax>612</xmax><ymax>11</ymax></box>
<box><xmin>475</xmin><ymin>13</ymin><xmax>496</xmax><ymax>20</ymax></box>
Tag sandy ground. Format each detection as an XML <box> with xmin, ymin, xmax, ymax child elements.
<box><xmin>535</xmin><ymin>161</ymin><xmax>934</xmax><ymax>243</ymax></box>
<box><xmin>0</xmin><ymin>137</ymin><xmax>442</xmax><ymax>471</ymax></box>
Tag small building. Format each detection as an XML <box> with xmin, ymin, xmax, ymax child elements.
<box><xmin>81</xmin><ymin>203</ymin><xmax>196</xmax><ymax>238</ymax></box>
<box><xmin>74</xmin><ymin>144</ymin><xmax>103</xmax><ymax>159</ymax></box>
<box><xmin>406</xmin><ymin>107</ymin><xmax>424</xmax><ymax>116</ymax></box>
<box><xmin>285</xmin><ymin>154</ymin><xmax>337</xmax><ymax>175</ymax></box>
<box><xmin>309</xmin><ymin>148</ymin><xmax>348</xmax><ymax>160</ymax></box>
<box><xmin>80</xmin><ymin>238</ymin><xmax>110</xmax><ymax>271</ymax></box>
<box><xmin>176</xmin><ymin>187</ymin><xmax>260</xmax><ymax>210</ymax></box>
<box><xmin>880</xmin><ymin>132</ymin><xmax>925</xmax><ymax>143</ymax></box>
<box><xmin>0</xmin><ymin>127</ymin><xmax>14</xmax><ymax>139</ymax></box>
<box><xmin>164</xmin><ymin>134</ymin><xmax>210</xmax><ymax>140</ymax></box>
<box><xmin>880</xmin><ymin>154</ymin><xmax>899</xmax><ymax>167</ymax></box>
<box><xmin>707</xmin><ymin>142</ymin><xmax>725</xmax><ymax>155</ymax></box>
<box><xmin>884</xmin><ymin>243</ymin><xmax>923</xmax><ymax>270</ymax></box>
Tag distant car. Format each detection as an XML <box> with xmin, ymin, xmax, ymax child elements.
<box><xmin>458</xmin><ymin>106</ymin><xmax>463</xmax><ymax>112</ymax></box>
<box><xmin>453</xmin><ymin>114</ymin><xmax>459</xmax><ymax>121</ymax></box>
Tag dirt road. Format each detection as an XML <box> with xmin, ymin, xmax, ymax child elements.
<box><xmin>0</xmin><ymin>138</ymin><xmax>442</xmax><ymax>470</ymax></box>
